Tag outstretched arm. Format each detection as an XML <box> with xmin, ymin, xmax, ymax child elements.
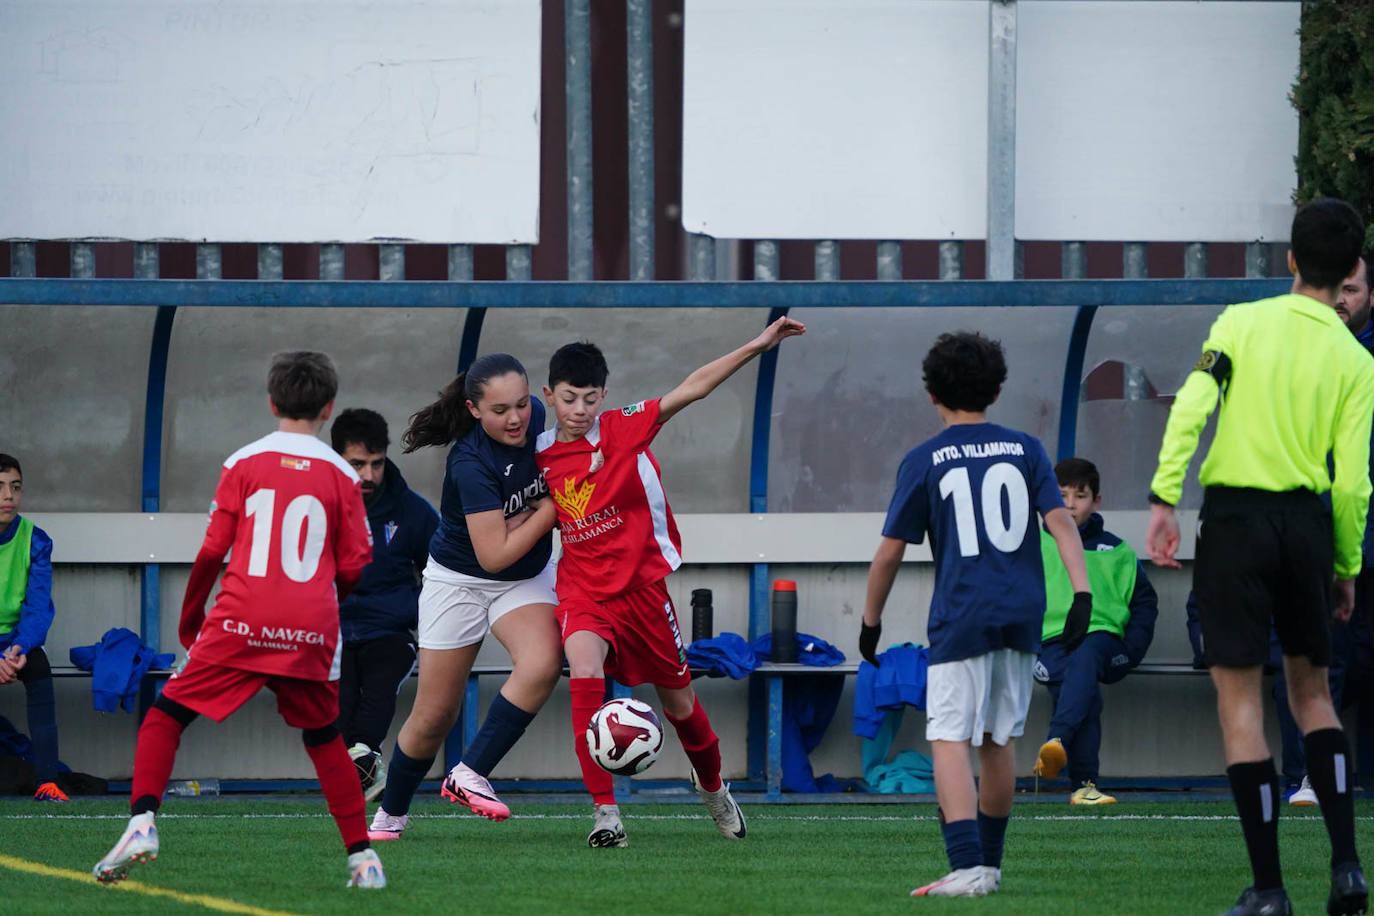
<box><xmin>657</xmin><ymin>315</ymin><xmax>806</xmax><ymax>424</ymax></box>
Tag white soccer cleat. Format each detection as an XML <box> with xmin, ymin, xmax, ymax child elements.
<box><xmin>346</xmin><ymin>848</ymin><xmax>386</xmax><ymax>889</ymax></box>
<box><xmin>1288</xmin><ymin>775</ymin><xmax>1318</xmax><ymax>807</ymax></box>
<box><xmin>367</xmin><ymin>808</ymin><xmax>409</xmax><ymax>842</ymax></box>
<box><xmin>587</xmin><ymin>803</ymin><xmax>628</xmax><ymax>848</ymax></box>
<box><xmin>441</xmin><ymin>762</ymin><xmax>510</xmax><ymax>821</ymax></box>
<box><xmin>93</xmin><ymin>812</ymin><xmax>159</xmax><ymax>883</ymax></box>
<box><xmin>690</xmin><ymin>769</ymin><xmax>747</xmax><ymax>840</ymax></box>
<box><xmin>911</xmin><ymin>867</ymin><xmax>991</xmax><ymax>897</ymax></box>
<box><xmin>983</xmin><ymin>866</ymin><xmax>1002</xmax><ymax>894</ymax></box>
<box><xmin>348</xmin><ymin>743</ymin><xmax>387</xmax><ymax>803</ymax></box>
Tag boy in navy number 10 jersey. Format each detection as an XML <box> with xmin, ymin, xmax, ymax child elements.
<box><xmin>859</xmin><ymin>332</ymin><xmax>1090</xmax><ymax>899</ymax></box>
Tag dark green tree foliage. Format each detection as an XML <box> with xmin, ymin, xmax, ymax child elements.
<box><xmin>1293</xmin><ymin>1</ymin><xmax>1374</xmax><ymax>247</ymax></box>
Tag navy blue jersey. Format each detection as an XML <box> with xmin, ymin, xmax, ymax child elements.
<box><xmin>882</xmin><ymin>422</ymin><xmax>1063</xmax><ymax>664</ymax></box>
<box><xmin>429</xmin><ymin>399</ymin><xmax>552</xmax><ymax>581</ymax></box>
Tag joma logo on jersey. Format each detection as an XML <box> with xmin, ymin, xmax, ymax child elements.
<box><xmin>553</xmin><ymin>475</ymin><xmax>595</xmax><ymax>519</ymax></box>
<box><xmin>279</xmin><ymin>457</ymin><xmax>311</xmax><ymax>471</ymax></box>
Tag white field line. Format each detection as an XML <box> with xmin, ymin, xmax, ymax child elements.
<box><xmin>0</xmin><ymin>812</ymin><xmax>1357</xmax><ymax>822</ymax></box>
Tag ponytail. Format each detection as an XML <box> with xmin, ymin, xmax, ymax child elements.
<box><xmin>402</xmin><ymin>353</ymin><xmax>528</xmax><ymax>452</ymax></box>
<box><xmin>403</xmin><ymin>374</ymin><xmax>474</xmax><ymax>452</ymax></box>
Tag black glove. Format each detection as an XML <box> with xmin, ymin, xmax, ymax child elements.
<box><xmin>859</xmin><ymin>621</ymin><xmax>882</xmax><ymax>667</ymax></box>
<box><xmin>1062</xmin><ymin>592</ymin><xmax>1092</xmax><ymax>653</ymax></box>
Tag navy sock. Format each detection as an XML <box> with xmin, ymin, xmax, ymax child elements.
<box><xmin>378</xmin><ymin>744</ymin><xmax>435</xmax><ymax>818</ymax></box>
<box><xmin>1304</xmin><ymin>728</ymin><xmax>1360</xmax><ymax>868</ymax></box>
<box><xmin>978</xmin><ymin>811</ymin><xmax>1010</xmax><ymax>868</ymax></box>
<box><xmin>25</xmin><ymin>676</ymin><xmax>59</xmax><ymax>783</ymax></box>
<box><xmin>941</xmin><ymin>818</ymin><xmax>983</xmax><ymax>872</ymax></box>
<box><xmin>462</xmin><ymin>693</ymin><xmax>536</xmax><ymax>778</ymax></box>
<box><xmin>1227</xmin><ymin>758</ymin><xmax>1283</xmax><ymax>891</ymax></box>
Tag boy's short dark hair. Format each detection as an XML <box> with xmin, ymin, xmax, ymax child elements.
<box><xmin>1054</xmin><ymin>457</ymin><xmax>1100</xmax><ymax>500</ymax></box>
<box><xmin>330</xmin><ymin>408</ymin><xmax>390</xmax><ymax>454</ymax></box>
<box><xmin>548</xmin><ymin>341</ymin><xmax>609</xmax><ymax>389</ymax></box>
<box><xmin>1291</xmin><ymin>198</ymin><xmax>1365</xmax><ymax>290</ymax></box>
<box><xmin>0</xmin><ymin>454</ymin><xmax>20</xmax><ymax>477</ymax></box>
<box><xmin>922</xmin><ymin>332</ymin><xmax>1007</xmax><ymax>412</ymax></box>
<box><xmin>267</xmin><ymin>351</ymin><xmax>339</xmax><ymax>420</ymax></box>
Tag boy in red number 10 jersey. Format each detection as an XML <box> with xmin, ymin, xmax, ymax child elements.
<box><xmin>536</xmin><ymin>315</ymin><xmax>805</xmax><ymax>848</ymax></box>
<box><xmin>94</xmin><ymin>351</ymin><xmax>386</xmax><ymax>890</ymax></box>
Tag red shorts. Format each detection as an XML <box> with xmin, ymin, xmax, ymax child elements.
<box><xmin>556</xmin><ymin>578</ymin><xmax>691</xmax><ymax>689</ymax></box>
<box><xmin>161</xmin><ymin>653</ymin><xmax>339</xmax><ymax>729</ymax></box>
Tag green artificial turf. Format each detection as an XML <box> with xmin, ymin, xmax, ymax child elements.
<box><xmin>3</xmin><ymin>798</ymin><xmax>1370</xmax><ymax>914</ymax></box>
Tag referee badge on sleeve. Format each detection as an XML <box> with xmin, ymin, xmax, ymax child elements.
<box><xmin>1194</xmin><ymin>349</ymin><xmax>1231</xmax><ymax>385</ymax></box>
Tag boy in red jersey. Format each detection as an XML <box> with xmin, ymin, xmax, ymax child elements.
<box><xmin>536</xmin><ymin>315</ymin><xmax>805</xmax><ymax>847</ymax></box>
<box><xmin>94</xmin><ymin>351</ymin><xmax>385</xmax><ymax>889</ymax></box>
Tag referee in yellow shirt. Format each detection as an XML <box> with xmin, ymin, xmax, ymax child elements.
<box><xmin>1148</xmin><ymin>198</ymin><xmax>1374</xmax><ymax>916</ymax></box>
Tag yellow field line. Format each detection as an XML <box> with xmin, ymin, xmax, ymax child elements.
<box><xmin>0</xmin><ymin>852</ymin><xmax>304</xmax><ymax>916</ymax></box>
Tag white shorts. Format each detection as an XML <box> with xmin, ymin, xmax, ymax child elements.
<box><xmin>925</xmin><ymin>648</ymin><xmax>1035</xmax><ymax>747</ymax></box>
<box><xmin>416</xmin><ymin>557</ymin><xmax>558</xmax><ymax>650</ymax></box>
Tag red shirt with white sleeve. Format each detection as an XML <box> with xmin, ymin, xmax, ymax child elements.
<box><xmin>181</xmin><ymin>431</ymin><xmax>372</xmax><ymax>681</ymax></box>
<box><xmin>535</xmin><ymin>398</ymin><xmax>683</xmax><ymax>602</ymax></box>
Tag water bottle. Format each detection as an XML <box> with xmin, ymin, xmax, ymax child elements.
<box><xmin>771</xmin><ymin>580</ymin><xmax>798</xmax><ymax>663</ymax></box>
<box><xmin>690</xmin><ymin>588</ymin><xmax>714</xmax><ymax>643</ymax></box>
<box><xmin>167</xmin><ymin>778</ymin><xmax>220</xmax><ymax>797</ymax></box>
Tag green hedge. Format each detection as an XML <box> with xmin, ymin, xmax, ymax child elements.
<box><xmin>1293</xmin><ymin>1</ymin><xmax>1374</xmax><ymax>247</ymax></box>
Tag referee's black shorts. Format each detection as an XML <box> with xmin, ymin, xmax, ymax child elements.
<box><xmin>1193</xmin><ymin>486</ymin><xmax>1333</xmax><ymax>669</ymax></box>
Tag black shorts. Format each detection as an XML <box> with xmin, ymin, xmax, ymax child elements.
<box><xmin>1194</xmin><ymin>486</ymin><xmax>1333</xmax><ymax>668</ymax></box>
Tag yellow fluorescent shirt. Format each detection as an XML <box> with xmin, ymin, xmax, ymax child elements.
<box><xmin>1151</xmin><ymin>293</ymin><xmax>1374</xmax><ymax>578</ymax></box>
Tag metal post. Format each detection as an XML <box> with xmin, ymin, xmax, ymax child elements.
<box><xmin>1058</xmin><ymin>242</ymin><xmax>1091</xmax><ymax>461</ymax></box>
<box><xmin>876</xmin><ymin>241</ymin><xmax>902</xmax><ymax>280</ymax></box>
<box><xmin>448</xmin><ymin>244</ymin><xmax>474</xmax><ymax>281</ymax></box>
<box><xmin>754</xmin><ymin>241</ymin><xmax>779</xmax><ymax>282</ymax></box>
<box><xmin>196</xmin><ymin>243</ymin><xmax>222</xmax><ymax>280</ymax></box>
<box><xmin>1062</xmin><ymin>241</ymin><xmax>1086</xmax><ymax>279</ymax></box>
<box><xmin>566</xmin><ymin>0</ymin><xmax>594</xmax><ymax>280</ymax></box>
<box><xmin>814</xmin><ymin>240</ymin><xmax>838</xmax><ymax>281</ymax></box>
<box><xmin>1123</xmin><ymin>242</ymin><xmax>1148</xmax><ymax>279</ymax></box>
<box><xmin>134</xmin><ymin>242</ymin><xmax>159</xmax><ymax>280</ymax></box>
<box><xmin>1245</xmin><ymin>242</ymin><xmax>1271</xmax><ymax>279</ymax></box>
<box><xmin>257</xmin><ymin>244</ymin><xmax>283</xmax><ymax>280</ymax></box>
<box><xmin>70</xmin><ymin>242</ymin><xmax>95</xmax><ymax>278</ymax></box>
<box><xmin>10</xmin><ymin>242</ymin><xmax>35</xmax><ymax>277</ymax></box>
<box><xmin>986</xmin><ymin>0</ymin><xmax>1017</xmax><ymax>280</ymax></box>
<box><xmin>320</xmin><ymin>244</ymin><xmax>345</xmax><ymax>281</ymax></box>
<box><xmin>939</xmin><ymin>241</ymin><xmax>964</xmax><ymax>280</ymax></box>
<box><xmin>1184</xmin><ymin>242</ymin><xmax>1209</xmax><ymax>279</ymax></box>
<box><xmin>506</xmin><ymin>244</ymin><xmax>532</xmax><ymax>281</ymax></box>
<box><xmin>627</xmin><ymin>0</ymin><xmax>655</xmax><ymax>281</ymax></box>
<box><xmin>689</xmin><ymin>233</ymin><xmax>716</xmax><ymax>281</ymax></box>
<box><xmin>135</xmin><ymin>243</ymin><xmax>172</xmax><ymax>701</ymax></box>
<box><xmin>453</xmin><ymin>244</ymin><xmax>482</xmax><ymax>374</ymax></box>
<box><xmin>379</xmin><ymin>243</ymin><xmax>405</xmax><ymax>282</ymax></box>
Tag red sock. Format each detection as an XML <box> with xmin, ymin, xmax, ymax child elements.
<box><xmin>667</xmin><ymin>695</ymin><xmax>722</xmax><ymax>792</ymax></box>
<box><xmin>130</xmin><ymin>707</ymin><xmax>186</xmax><ymax>812</ymax></box>
<box><xmin>306</xmin><ymin>734</ymin><xmax>369</xmax><ymax>851</ymax></box>
<box><xmin>570</xmin><ymin>677</ymin><xmax>616</xmax><ymax>805</ymax></box>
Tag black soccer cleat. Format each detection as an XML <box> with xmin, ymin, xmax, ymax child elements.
<box><xmin>1222</xmin><ymin>886</ymin><xmax>1292</xmax><ymax>916</ymax></box>
<box><xmin>1329</xmin><ymin>862</ymin><xmax>1369</xmax><ymax>916</ymax></box>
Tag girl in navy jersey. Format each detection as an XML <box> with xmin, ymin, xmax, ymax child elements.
<box><xmin>368</xmin><ymin>353</ymin><xmax>562</xmax><ymax>840</ymax></box>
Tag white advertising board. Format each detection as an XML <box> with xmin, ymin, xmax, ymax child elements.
<box><xmin>0</xmin><ymin>0</ymin><xmax>541</xmax><ymax>242</ymax></box>
<box><xmin>1015</xmin><ymin>1</ymin><xmax>1300</xmax><ymax>242</ymax></box>
<box><xmin>682</xmin><ymin>0</ymin><xmax>988</xmax><ymax>240</ymax></box>
<box><xmin>683</xmin><ymin>0</ymin><xmax>1300</xmax><ymax>243</ymax></box>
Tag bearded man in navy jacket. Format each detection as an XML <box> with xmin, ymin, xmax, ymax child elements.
<box><xmin>331</xmin><ymin>409</ymin><xmax>439</xmax><ymax>801</ymax></box>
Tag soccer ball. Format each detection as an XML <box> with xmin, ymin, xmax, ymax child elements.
<box><xmin>586</xmin><ymin>698</ymin><xmax>664</xmax><ymax>775</ymax></box>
